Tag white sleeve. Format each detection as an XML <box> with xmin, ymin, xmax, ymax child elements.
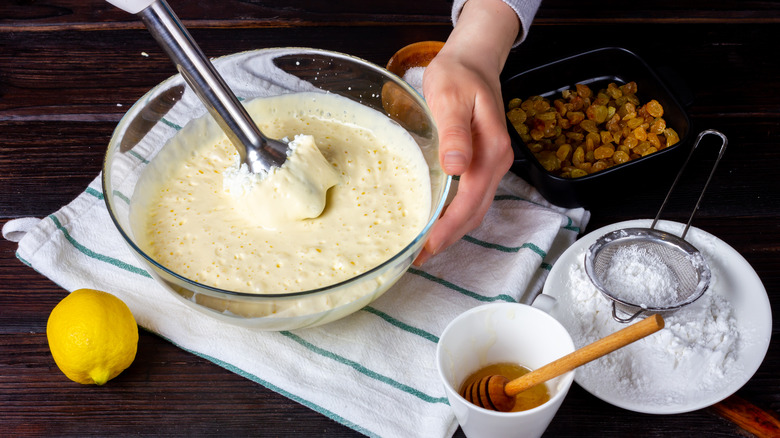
<box><xmin>451</xmin><ymin>0</ymin><xmax>542</xmax><ymax>47</ymax></box>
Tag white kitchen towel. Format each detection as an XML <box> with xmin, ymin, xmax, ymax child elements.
<box><xmin>4</xmin><ymin>171</ymin><xmax>588</xmax><ymax>438</ymax></box>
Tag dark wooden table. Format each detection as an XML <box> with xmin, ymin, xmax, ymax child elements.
<box><xmin>2</xmin><ymin>1</ymin><xmax>778</xmax><ymax>436</ymax></box>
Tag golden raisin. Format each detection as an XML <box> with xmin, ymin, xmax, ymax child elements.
<box><xmin>554</xmin><ymin>99</ymin><xmax>567</xmax><ymax>116</ymax></box>
<box><xmin>606</xmin><ymin>113</ymin><xmax>622</xmax><ymax>132</ymax></box>
<box><xmin>646</xmin><ymin>99</ymin><xmax>664</xmax><ymax>118</ymax></box>
<box><xmin>634</xmin><ymin>141</ymin><xmax>652</xmax><ymax>155</ymax></box>
<box><xmin>618</xmin><ymin>102</ymin><xmax>636</xmax><ymax>120</ymax></box>
<box><xmin>594</xmin><ymin>145</ymin><xmax>615</xmax><ymax>160</ymax></box>
<box><xmin>627</xmin><ymin>117</ymin><xmax>644</xmax><ymax>130</ymax></box>
<box><xmin>507</xmin><ymin>107</ymin><xmax>527</xmax><ymax>125</ymax></box>
<box><xmin>633</xmin><ymin>126</ymin><xmax>647</xmax><ymax>141</ymax></box>
<box><xmin>556</xmin><ymin>144</ymin><xmax>573</xmax><ymax>162</ymax></box>
<box><xmin>570</xmin><ymin>168</ymin><xmax>588</xmax><ymax>178</ymax></box>
<box><xmin>536</xmin><ymin>151</ymin><xmax>561</xmax><ymax>172</ymax></box>
<box><xmin>533</xmin><ymin>99</ymin><xmax>550</xmax><ymax>112</ymax></box>
<box><xmin>592</xmin><ymin>160</ymin><xmax>609</xmax><ymax>173</ymax></box>
<box><xmin>572</xmin><ymin>146</ymin><xmax>585</xmax><ymax>166</ymax></box>
<box><xmin>664</xmin><ymin>128</ymin><xmax>680</xmax><ymax>146</ymax></box>
<box><xmin>580</xmin><ymin>119</ymin><xmax>599</xmax><ymax>133</ymax></box>
<box><xmin>613</xmin><ymin>150</ymin><xmax>630</xmax><ymax>164</ymax></box>
<box><xmin>649</xmin><ymin>117</ymin><xmax>666</xmax><ymax>134</ymax></box>
<box><xmin>641</xmin><ymin>146</ymin><xmax>658</xmax><ymax>157</ymax></box>
<box><xmin>567</xmin><ymin>111</ymin><xmax>585</xmax><ymax>125</ymax></box>
<box><xmin>586</xmin><ymin>104</ymin><xmax>609</xmax><ymax>124</ymax></box>
<box><xmin>575</xmin><ymin>83</ymin><xmax>592</xmax><ymax>98</ymax></box>
<box><xmin>620</xmin><ymin>81</ymin><xmax>637</xmax><ymax>95</ymax></box>
<box><xmin>647</xmin><ymin>132</ymin><xmax>661</xmax><ymax>148</ymax></box>
<box><xmin>607</xmin><ymin>82</ymin><xmax>623</xmax><ymax>99</ymax></box>
<box><xmin>586</xmin><ymin>132</ymin><xmax>601</xmax><ymax>147</ymax></box>
<box><xmin>623</xmin><ymin>135</ymin><xmax>639</xmax><ymax>149</ymax></box>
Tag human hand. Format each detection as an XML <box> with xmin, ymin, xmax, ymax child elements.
<box><xmin>414</xmin><ymin>0</ymin><xmax>519</xmax><ymax>266</ymax></box>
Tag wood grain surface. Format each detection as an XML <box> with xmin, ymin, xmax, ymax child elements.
<box><xmin>1</xmin><ymin>1</ymin><xmax>778</xmax><ymax>436</ymax></box>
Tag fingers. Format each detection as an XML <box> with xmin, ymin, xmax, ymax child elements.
<box><xmin>415</xmin><ymin>128</ymin><xmax>513</xmax><ymax>266</ymax></box>
<box><xmin>437</xmin><ymin>111</ymin><xmax>473</xmax><ymax>175</ymax></box>
<box><xmin>415</xmin><ymin>175</ymin><xmax>494</xmax><ymax>265</ymax></box>
<box><xmin>424</xmin><ymin>83</ymin><xmax>475</xmax><ymax>176</ymax></box>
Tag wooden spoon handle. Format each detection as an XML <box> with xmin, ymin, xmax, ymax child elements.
<box><xmin>505</xmin><ymin>314</ymin><xmax>665</xmax><ymax>397</ymax></box>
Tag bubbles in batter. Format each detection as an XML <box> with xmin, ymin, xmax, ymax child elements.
<box><xmin>131</xmin><ymin>92</ymin><xmax>431</xmax><ymax>294</ymax></box>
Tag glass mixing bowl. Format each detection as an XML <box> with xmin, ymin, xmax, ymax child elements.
<box><xmin>103</xmin><ymin>48</ymin><xmax>450</xmax><ymax>330</ymax></box>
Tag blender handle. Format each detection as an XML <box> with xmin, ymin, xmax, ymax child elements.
<box><xmin>105</xmin><ymin>0</ymin><xmax>289</xmax><ymax>172</ymax></box>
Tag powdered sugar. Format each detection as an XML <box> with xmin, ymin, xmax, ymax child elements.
<box><xmin>555</xmin><ymin>241</ymin><xmax>742</xmax><ymax>407</ymax></box>
<box><xmin>402</xmin><ymin>67</ymin><xmax>425</xmax><ymax>95</ymax></box>
<box><xmin>602</xmin><ymin>244</ymin><xmax>681</xmax><ymax>308</ymax></box>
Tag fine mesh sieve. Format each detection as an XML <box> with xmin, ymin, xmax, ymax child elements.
<box><xmin>584</xmin><ymin>130</ymin><xmax>728</xmax><ymax>323</ymax></box>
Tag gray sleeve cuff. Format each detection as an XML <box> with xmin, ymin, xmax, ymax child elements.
<box><xmin>451</xmin><ymin>0</ymin><xmax>542</xmax><ymax>47</ymax></box>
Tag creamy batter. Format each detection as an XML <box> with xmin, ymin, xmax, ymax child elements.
<box><xmin>222</xmin><ymin>134</ymin><xmax>341</xmax><ymax>229</ymax></box>
<box><xmin>130</xmin><ymin>92</ymin><xmax>431</xmax><ymax>294</ymax></box>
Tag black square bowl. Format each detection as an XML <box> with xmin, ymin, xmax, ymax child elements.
<box><xmin>502</xmin><ymin>47</ymin><xmax>691</xmax><ymax>208</ymax></box>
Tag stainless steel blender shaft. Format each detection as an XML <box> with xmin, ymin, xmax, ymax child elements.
<box><xmin>137</xmin><ymin>0</ymin><xmax>287</xmax><ymax>173</ymax></box>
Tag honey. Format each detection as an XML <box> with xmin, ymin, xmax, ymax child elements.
<box><xmin>459</xmin><ymin>362</ymin><xmax>550</xmax><ymax>412</ymax></box>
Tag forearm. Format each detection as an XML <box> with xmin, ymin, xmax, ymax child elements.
<box><xmin>443</xmin><ymin>0</ymin><xmax>520</xmax><ymax>76</ymax></box>
<box><xmin>452</xmin><ymin>0</ymin><xmax>541</xmax><ymax>46</ymax></box>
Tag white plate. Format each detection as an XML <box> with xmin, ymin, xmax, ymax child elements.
<box><xmin>541</xmin><ymin>219</ymin><xmax>772</xmax><ymax>414</ymax></box>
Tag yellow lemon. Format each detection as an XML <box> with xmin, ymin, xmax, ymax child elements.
<box><xmin>46</xmin><ymin>288</ymin><xmax>138</xmax><ymax>385</ymax></box>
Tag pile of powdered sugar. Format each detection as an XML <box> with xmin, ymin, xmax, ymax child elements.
<box><xmin>556</xmin><ymin>243</ymin><xmax>742</xmax><ymax>407</ymax></box>
<box><xmin>601</xmin><ymin>244</ymin><xmax>682</xmax><ymax>308</ymax></box>
<box><xmin>402</xmin><ymin>67</ymin><xmax>425</xmax><ymax>95</ymax></box>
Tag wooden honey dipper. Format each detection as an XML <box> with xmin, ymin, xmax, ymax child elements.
<box><xmin>461</xmin><ymin>314</ymin><xmax>665</xmax><ymax>412</ymax></box>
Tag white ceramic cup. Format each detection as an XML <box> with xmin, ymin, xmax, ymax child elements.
<box><xmin>436</xmin><ymin>302</ymin><xmax>575</xmax><ymax>438</ymax></box>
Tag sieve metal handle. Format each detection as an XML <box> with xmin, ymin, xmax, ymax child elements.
<box><xmin>651</xmin><ymin>129</ymin><xmax>729</xmax><ymax>239</ymax></box>
<box><xmin>611</xmin><ymin>302</ymin><xmax>646</xmax><ymax>323</ymax></box>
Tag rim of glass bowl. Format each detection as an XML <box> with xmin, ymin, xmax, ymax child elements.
<box><xmin>102</xmin><ymin>47</ymin><xmax>451</xmax><ymax>300</ymax></box>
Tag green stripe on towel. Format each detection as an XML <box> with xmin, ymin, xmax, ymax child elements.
<box><xmin>562</xmin><ymin>216</ymin><xmax>581</xmax><ymax>233</ymax></box>
<box><xmin>461</xmin><ymin>235</ymin><xmax>547</xmax><ymax>259</ymax></box>
<box><xmin>127</xmin><ymin>150</ymin><xmax>150</xmax><ymax>164</ymax></box>
<box><xmin>494</xmin><ymin>193</ymin><xmax>529</xmax><ymax>202</ymax></box>
<box><xmin>48</xmin><ymin>214</ymin><xmax>152</xmax><ymax>278</ymax></box>
<box><xmin>281</xmin><ymin>331</ymin><xmax>449</xmax><ymax>405</ymax></box>
<box><xmin>85</xmin><ymin>187</ymin><xmax>104</xmax><ymax>200</ymax></box>
<box><xmin>160</xmin><ymin>117</ymin><xmax>182</xmax><ymax>131</ymax></box>
<box><xmin>86</xmin><ymin>186</ymin><xmax>131</xmax><ymax>206</ymax></box>
<box><xmin>16</xmin><ymin>252</ymin><xmax>32</xmax><ymax>268</ymax></box>
<box><xmin>408</xmin><ymin>268</ymin><xmax>516</xmax><ymax>303</ymax></box>
<box><xmin>112</xmin><ymin>190</ymin><xmax>131</xmax><ymax>205</ymax></box>
<box><xmin>362</xmin><ymin>306</ymin><xmax>439</xmax><ymax>343</ymax></box>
